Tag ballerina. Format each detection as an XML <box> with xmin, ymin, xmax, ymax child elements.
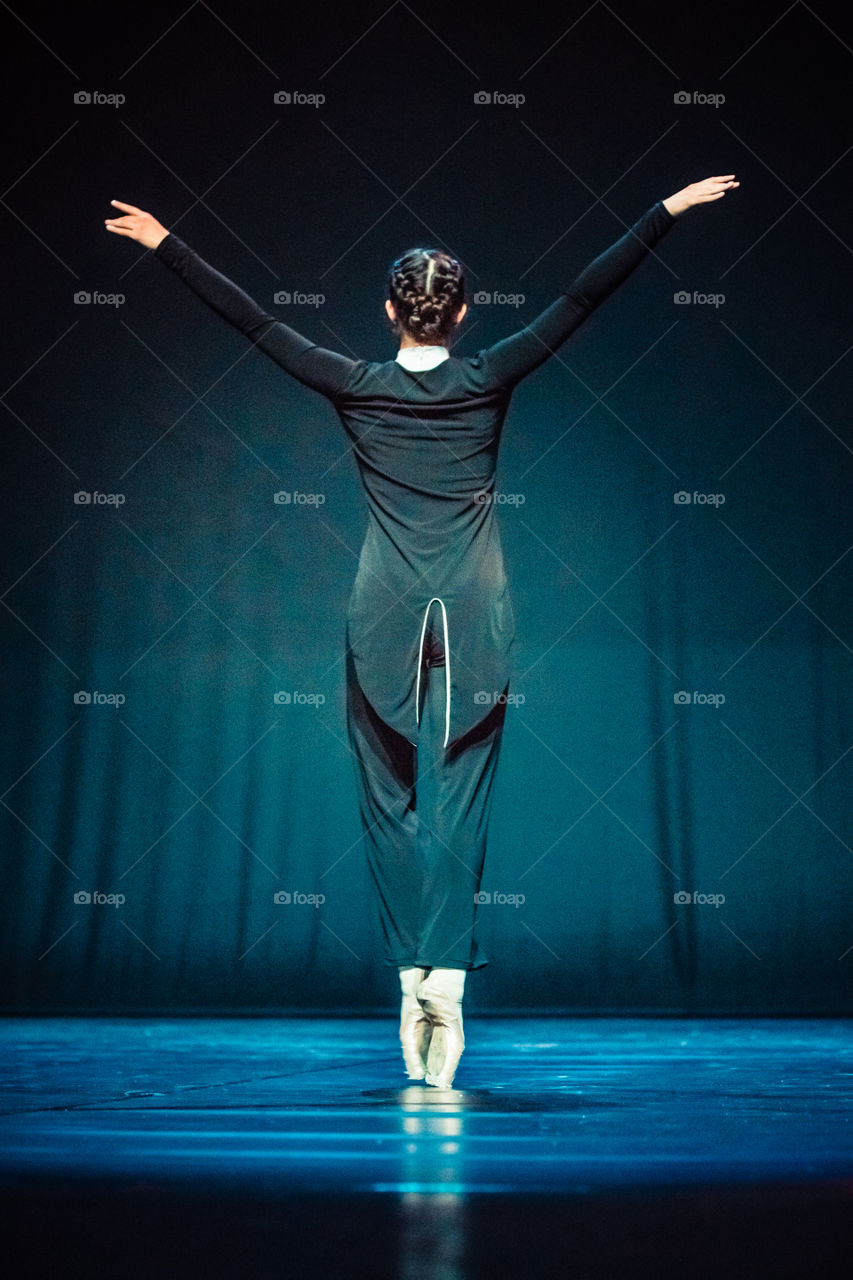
<box><xmin>105</xmin><ymin>173</ymin><xmax>739</xmax><ymax>1088</ymax></box>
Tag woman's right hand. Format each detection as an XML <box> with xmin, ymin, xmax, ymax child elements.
<box><xmin>104</xmin><ymin>200</ymin><xmax>169</xmax><ymax>249</ymax></box>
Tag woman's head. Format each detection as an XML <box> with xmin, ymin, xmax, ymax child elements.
<box><xmin>385</xmin><ymin>248</ymin><xmax>467</xmax><ymax>346</ymax></box>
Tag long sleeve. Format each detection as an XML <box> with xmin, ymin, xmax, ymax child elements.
<box><xmin>153</xmin><ymin>232</ymin><xmax>359</xmax><ymax>401</ymax></box>
<box><xmin>479</xmin><ymin>199</ymin><xmax>678</xmax><ymax>389</ymax></box>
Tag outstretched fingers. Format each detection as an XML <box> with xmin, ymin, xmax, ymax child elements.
<box><xmin>105</xmin><ymin>200</ymin><xmax>143</xmax><ymax>238</ymax></box>
<box><xmin>104</xmin><ymin>216</ymin><xmax>137</xmax><ymax>236</ymax></box>
<box><xmin>103</xmin><ymin>200</ymin><xmax>168</xmax><ymax>249</ymax></box>
<box><xmin>694</xmin><ymin>176</ymin><xmax>740</xmax><ymax>204</ymax></box>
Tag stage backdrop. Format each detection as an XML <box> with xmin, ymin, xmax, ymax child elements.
<box><xmin>2</xmin><ymin>0</ymin><xmax>851</xmax><ymax>1012</ymax></box>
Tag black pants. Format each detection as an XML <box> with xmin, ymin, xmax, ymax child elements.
<box><xmin>345</xmin><ymin>604</ymin><xmax>507</xmax><ymax>972</ymax></box>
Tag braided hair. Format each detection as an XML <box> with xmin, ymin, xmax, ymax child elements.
<box><xmin>387</xmin><ymin>248</ymin><xmax>466</xmax><ymax>346</ymax></box>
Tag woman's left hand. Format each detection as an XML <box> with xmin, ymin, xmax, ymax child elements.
<box><xmin>663</xmin><ymin>176</ymin><xmax>740</xmax><ymax>218</ymax></box>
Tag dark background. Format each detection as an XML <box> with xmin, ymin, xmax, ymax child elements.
<box><xmin>1</xmin><ymin>0</ymin><xmax>851</xmax><ymax>1012</ymax></box>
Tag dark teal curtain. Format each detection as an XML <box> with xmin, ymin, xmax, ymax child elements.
<box><xmin>2</xmin><ymin>0</ymin><xmax>851</xmax><ymax>1011</ymax></box>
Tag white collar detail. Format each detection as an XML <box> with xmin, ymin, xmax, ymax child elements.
<box><xmin>395</xmin><ymin>345</ymin><xmax>450</xmax><ymax>371</ymax></box>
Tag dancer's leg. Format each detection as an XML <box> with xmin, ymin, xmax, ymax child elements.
<box><xmin>345</xmin><ymin>646</ymin><xmax>423</xmax><ymax>966</ymax></box>
<box><xmin>398</xmin><ymin>965</ymin><xmax>432</xmax><ymax>1080</ymax></box>
<box><xmin>414</xmin><ymin>630</ymin><xmax>509</xmax><ymax>1086</ymax></box>
<box><xmin>418</xmin><ymin>966</ymin><xmax>466</xmax><ymax>1087</ymax></box>
<box><xmin>345</xmin><ymin>637</ymin><xmax>508</xmax><ymax>1087</ymax></box>
<box><xmin>346</xmin><ymin>646</ymin><xmax>439</xmax><ymax>1078</ymax></box>
<box><xmin>416</xmin><ymin>667</ymin><xmax>508</xmax><ymax>971</ymax></box>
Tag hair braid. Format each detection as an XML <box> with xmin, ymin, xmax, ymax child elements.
<box><xmin>387</xmin><ymin>248</ymin><xmax>466</xmax><ymax>346</ymax></box>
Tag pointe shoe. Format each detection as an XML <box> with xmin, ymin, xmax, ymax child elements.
<box><xmin>399</xmin><ymin>966</ymin><xmax>433</xmax><ymax>1080</ymax></box>
<box><xmin>417</xmin><ymin>967</ymin><xmax>466</xmax><ymax>1088</ymax></box>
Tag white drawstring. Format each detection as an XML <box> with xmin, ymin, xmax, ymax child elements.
<box><xmin>415</xmin><ymin>596</ymin><xmax>451</xmax><ymax>749</ymax></box>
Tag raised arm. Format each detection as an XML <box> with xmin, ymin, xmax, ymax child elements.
<box><xmin>479</xmin><ymin>175</ymin><xmax>740</xmax><ymax>390</ymax></box>
<box><xmin>104</xmin><ymin>200</ymin><xmax>357</xmax><ymax>401</ymax></box>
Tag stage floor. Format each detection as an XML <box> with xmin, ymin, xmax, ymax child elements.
<box><xmin>2</xmin><ymin>1016</ymin><xmax>852</xmax><ymax>1276</ymax></box>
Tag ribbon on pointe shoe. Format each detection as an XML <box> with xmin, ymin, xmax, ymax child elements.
<box><xmin>416</xmin><ymin>967</ymin><xmax>466</xmax><ymax>1088</ymax></box>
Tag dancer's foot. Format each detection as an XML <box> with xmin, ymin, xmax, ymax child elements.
<box><xmin>399</xmin><ymin>966</ymin><xmax>433</xmax><ymax>1080</ymax></box>
<box><xmin>417</xmin><ymin>967</ymin><xmax>466</xmax><ymax>1088</ymax></box>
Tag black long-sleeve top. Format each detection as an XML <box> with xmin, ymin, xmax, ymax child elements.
<box><xmin>154</xmin><ymin>200</ymin><xmax>677</xmax><ymax>746</ymax></box>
